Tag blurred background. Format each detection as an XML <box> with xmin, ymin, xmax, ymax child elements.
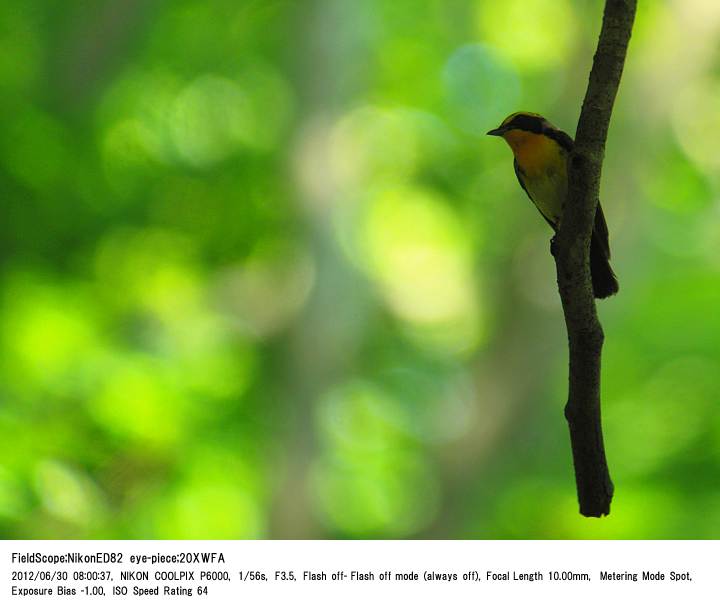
<box><xmin>1</xmin><ymin>0</ymin><xmax>719</xmax><ymax>539</ymax></box>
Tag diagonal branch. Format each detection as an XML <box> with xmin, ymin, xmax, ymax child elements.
<box><xmin>555</xmin><ymin>0</ymin><xmax>637</xmax><ymax>517</ymax></box>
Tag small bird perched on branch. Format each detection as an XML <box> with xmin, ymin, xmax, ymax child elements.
<box><xmin>488</xmin><ymin>112</ymin><xmax>619</xmax><ymax>299</ymax></box>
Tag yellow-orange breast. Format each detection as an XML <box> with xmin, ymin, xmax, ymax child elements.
<box><xmin>504</xmin><ymin>131</ymin><xmax>568</xmax><ymax>224</ymax></box>
<box><xmin>504</xmin><ymin>131</ymin><xmax>563</xmax><ymax>176</ymax></box>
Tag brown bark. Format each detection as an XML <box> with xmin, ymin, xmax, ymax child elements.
<box><xmin>555</xmin><ymin>0</ymin><xmax>637</xmax><ymax>517</ymax></box>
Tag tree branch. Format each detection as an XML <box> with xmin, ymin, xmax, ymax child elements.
<box><xmin>555</xmin><ymin>0</ymin><xmax>637</xmax><ymax>517</ymax></box>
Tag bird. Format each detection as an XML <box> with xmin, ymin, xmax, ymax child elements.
<box><xmin>487</xmin><ymin>112</ymin><xmax>618</xmax><ymax>299</ymax></box>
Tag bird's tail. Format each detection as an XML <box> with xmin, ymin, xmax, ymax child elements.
<box><xmin>590</xmin><ymin>230</ymin><xmax>619</xmax><ymax>299</ymax></box>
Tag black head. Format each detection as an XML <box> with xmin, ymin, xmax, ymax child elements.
<box><xmin>487</xmin><ymin>112</ymin><xmax>547</xmax><ymax>136</ymax></box>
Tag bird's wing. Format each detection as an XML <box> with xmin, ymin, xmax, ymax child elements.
<box><xmin>552</xmin><ymin>129</ymin><xmax>611</xmax><ymax>257</ymax></box>
<box><xmin>593</xmin><ymin>203</ymin><xmax>611</xmax><ymax>258</ymax></box>
<box><xmin>513</xmin><ymin>158</ymin><xmax>557</xmax><ymax>230</ymax></box>
<box><xmin>544</xmin><ymin>128</ymin><xmax>574</xmax><ymax>152</ymax></box>
<box><xmin>550</xmin><ymin>129</ymin><xmax>575</xmax><ymax>152</ymax></box>
<box><xmin>513</xmin><ymin>157</ymin><xmax>531</xmax><ymax>199</ymax></box>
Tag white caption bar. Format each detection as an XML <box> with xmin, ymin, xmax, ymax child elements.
<box><xmin>1</xmin><ymin>540</ymin><xmax>716</xmax><ymax>608</ymax></box>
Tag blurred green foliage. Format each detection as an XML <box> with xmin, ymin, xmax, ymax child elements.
<box><xmin>1</xmin><ymin>0</ymin><xmax>719</xmax><ymax>539</ymax></box>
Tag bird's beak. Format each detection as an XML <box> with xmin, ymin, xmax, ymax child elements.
<box><xmin>486</xmin><ymin>126</ymin><xmax>507</xmax><ymax>137</ymax></box>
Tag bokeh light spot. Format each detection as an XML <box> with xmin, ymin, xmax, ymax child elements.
<box><xmin>330</xmin><ymin>106</ymin><xmax>422</xmax><ymax>185</ymax></box>
<box><xmin>155</xmin><ymin>483</ymin><xmax>263</xmax><ymax>539</ymax></box>
<box><xmin>98</xmin><ymin>69</ymin><xmax>182</xmax><ymax>166</ymax></box>
<box><xmin>605</xmin><ymin>357</ymin><xmax>718</xmax><ymax>477</ymax></box>
<box><xmin>34</xmin><ymin>461</ymin><xmax>106</xmax><ymax>527</ymax></box>
<box><xmin>102</xmin><ymin>119</ymin><xmax>162</xmax><ymax>197</ymax></box>
<box><xmin>171</xmin><ymin>75</ymin><xmax>253</xmax><ymax>167</ymax></box>
<box><xmin>313</xmin><ymin>380</ymin><xmax>438</xmax><ymax>536</ymax></box>
<box><xmin>672</xmin><ymin>78</ymin><xmax>720</xmax><ymax>174</ymax></box>
<box><xmin>642</xmin><ymin>147</ymin><xmax>712</xmax><ymax>214</ymax></box>
<box><xmin>150</xmin><ymin>450</ymin><xmax>264</xmax><ymax>538</ymax></box>
<box><xmin>477</xmin><ymin>0</ymin><xmax>577</xmax><ymax>71</ymax></box>
<box><xmin>317</xmin><ymin>381</ymin><xmax>410</xmax><ymax>452</ymax></box>
<box><xmin>312</xmin><ymin>380</ymin><xmax>440</xmax><ymax>537</ymax></box>
<box><xmin>312</xmin><ymin>453</ymin><xmax>439</xmax><ymax>537</ymax></box>
<box><xmin>0</xmin><ymin>467</ymin><xmax>26</xmax><ymax>520</ymax></box>
<box><xmin>88</xmin><ymin>358</ymin><xmax>188</xmax><ymax>446</ymax></box>
<box><xmin>2</xmin><ymin>277</ymin><xmax>101</xmax><ymax>392</ymax></box>
<box><xmin>359</xmin><ymin>186</ymin><xmax>484</xmax><ymax>356</ymax></box>
<box><xmin>213</xmin><ymin>244</ymin><xmax>315</xmax><ymax>338</ymax></box>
